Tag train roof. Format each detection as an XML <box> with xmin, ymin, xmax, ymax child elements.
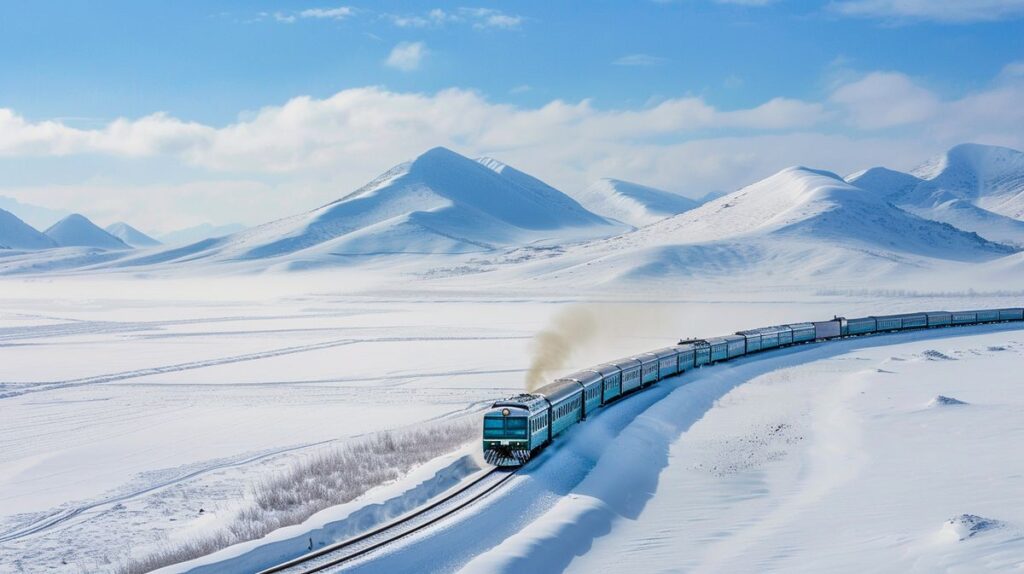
<box><xmin>629</xmin><ymin>352</ymin><xmax>659</xmax><ymax>364</ymax></box>
<box><xmin>492</xmin><ymin>393</ymin><xmax>547</xmax><ymax>413</ymax></box>
<box><xmin>738</xmin><ymin>324</ymin><xmax>793</xmax><ymax>336</ymax></box>
<box><xmin>535</xmin><ymin>379</ymin><xmax>582</xmax><ymax>403</ymax></box>
<box><xmin>652</xmin><ymin>347</ymin><xmax>680</xmax><ymax>359</ymax></box>
<box><xmin>556</xmin><ymin>369</ymin><xmax>602</xmax><ymax>386</ymax></box>
<box><xmin>872</xmin><ymin>312</ymin><xmax>927</xmax><ymax>319</ymax></box>
<box><xmin>591</xmin><ymin>363</ymin><xmax>622</xmax><ymax>376</ymax></box>
<box><xmin>609</xmin><ymin>357</ymin><xmax>642</xmax><ymax>369</ymax></box>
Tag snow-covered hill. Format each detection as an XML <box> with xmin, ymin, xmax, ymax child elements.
<box><xmin>497</xmin><ymin>166</ymin><xmax>1015</xmax><ymax>287</ymax></box>
<box><xmin>849</xmin><ymin>144</ymin><xmax>1024</xmax><ymax>247</ymax></box>
<box><xmin>44</xmin><ymin>214</ymin><xmax>130</xmax><ymax>250</ymax></box>
<box><xmin>0</xmin><ymin>208</ymin><xmax>58</xmax><ymax>250</ymax></box>
<box><xmin>158</xmin><ymin>223</ymin><xmax>246</xmax><ymax>246</ymax></box>
<box><xmin>107</xmin><ymin>147</ymin><xmax>627</xmax><ymax>270</ymax></box>
<box><xmin>570</xmin><ymin>178</ymin><xmax>698</xmax><ymax>227</ymax></box>
<box><xmin>106</xmin><ymin>222</ymin><xmax>161</xmax><ymax>248</ymax></box>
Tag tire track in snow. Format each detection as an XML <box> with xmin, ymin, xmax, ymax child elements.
<box><xmin>0</xmin><ymin>335</ymin><xmax>529</xmax><ymax>399</ymax></box>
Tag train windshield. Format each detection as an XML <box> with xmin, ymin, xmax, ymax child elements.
<box><xmin>483</xmin><ymin>415</ymin><xmax>528</xmax><ymax>438</ymax></box>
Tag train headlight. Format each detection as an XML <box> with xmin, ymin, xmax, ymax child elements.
<box><xmin>501</xmin><ymin>408</ymin><xmax>510</xmax><ymax>417</ymax></box>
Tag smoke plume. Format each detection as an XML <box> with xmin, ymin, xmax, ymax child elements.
<box><xmin>524</xmin><ymin>306</ymin><xmax>597</xmax><ymax>392</ymax></box>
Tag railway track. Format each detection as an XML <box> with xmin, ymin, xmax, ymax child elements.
<box><xmin>259</xmin><ymin>466</ymin><xmax>518</xmax><ymax>574</ymax></box>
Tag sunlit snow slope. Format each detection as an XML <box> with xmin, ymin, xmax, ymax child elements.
<box><xmin>516</xmin><ymin>165</ymin><xmax>1014</xmax><ymax>286</ymax></box>
<box><xmin>849</xmin><ymin>144</ymin><xmax>1024</xmax><ymax>247</ymax></box>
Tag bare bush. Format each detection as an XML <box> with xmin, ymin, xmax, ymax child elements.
<box><xmin>117</xmin><ymin>418</ymin><xmax>479</xmax><ymax>574</ymax></box>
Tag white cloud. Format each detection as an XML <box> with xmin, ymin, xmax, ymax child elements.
<box><xmin>612</xmin><ymin>54</ymin><xmax>669</xmax><ymax>67</ymax></box>
<box><xmin>830</xmin><ymin>71</ymin><xmax>941</xmax><ymax>129</ymax></box>
<box><xmin>830</xmin><ymin>0</ymin><xmax>1024</xmax><ymax>23</ymax></box>
<box><xmin>2</xmin><ymin>67</ymin><xmax>1024</xmax><ymax>228</ymax></box>
<box><xmin>298</xmin><ymin>6</ymin><xmax>355</xmax><ymax>20</ymax></box>
<box><xmin>388</xmin><ymin>9</ymin><xmax>454</xmax><ymax>28</ymax></box>
<box><xmin>461</xmin><ymin>8</ymin><xmax>523</xmax><ymax>29</ymax></box>
<box><xmin>386</xmin><ymin>7</ymin><xmax>522</xmax><ymax>29</ymax></box>
<box><xmin>999</xmin><ymin>60</ymin><xmax>1024</xmax><ymax>80</ymax></box>
<box><xmin>385</xmin><ymin>41</ymin><xmax>427</xmax><ymax>71</ymax></box>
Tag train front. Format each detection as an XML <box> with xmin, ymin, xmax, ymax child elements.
<box><xmin>482</xmin><ymin>403</ymin><xmax>531</xmax><ymax>466</ymax></box>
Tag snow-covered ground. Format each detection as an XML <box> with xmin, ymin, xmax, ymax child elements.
<box><xmin>343</xmin><ymin>322</ymin><xmax>1024</xmax><ymax>574</ymax></box>
<box><xmin>3</xmin><ymin>273</ymin><xmax>1024</xmax><ymax>573</ymax></box>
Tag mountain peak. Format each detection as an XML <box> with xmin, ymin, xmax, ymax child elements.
<box><xmin>106</xmin><ymin>222</ymin><xmax>162</xmax><ymax>248</ymax></box>
<box><xmin>45</xmin><ymin>214</ymin><xmax>131</xmax><ymax>250</ymax></box>
<box><xmin>914</xmin><ymin>143</ymin><xmax>1024</xmax><ymax>182</ymax></box>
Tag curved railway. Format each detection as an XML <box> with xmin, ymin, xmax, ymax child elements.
<box><xmin>258</xmin><ymin>467</ymin><xmax>517</xmax><ymax>574</ymax></box>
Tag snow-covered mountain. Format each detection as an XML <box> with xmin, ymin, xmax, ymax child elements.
<box><xmin>106</xmin><ymin>222</ymin><xmax>162</xmax><ymax>248</ymax></box>
<box><xmin>509</xmin><ymin>165</ymin><xmax>1015</xmax><ymax>287</ymax></box>
<box><xmin>570</xmin><ymin>178</ymin><xmax>699</xmax><ymax>227</ymax></box>
<box><xmin>158</xmin><ymin>223</ymin><xmax>246</xmax><ymax>246</ymax></box>
<box><xmin>849</xmin><ymin>144</ymin><xmax>1024</xmax><ymax>247</ymax></box>
<box><xmin>44</xmin><ymin>214</ymin><xmax>130</xmax><ymax>250</ymax></box>
<box><xmin>106</xmin><ymin>147</ymin><xmax>627</xmax><ymax>270</ymax></box>
<box><xmin>0</xmin><ymin>208</ymin><xmax>58</xmax><ymax>250</ymax></box>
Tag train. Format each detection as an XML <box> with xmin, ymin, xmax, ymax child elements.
<box><xmin>482</xmin><ymin>307</ymin><xmax>1024</xmax><ymax>466</ymax></box>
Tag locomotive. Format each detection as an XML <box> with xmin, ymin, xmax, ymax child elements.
<box><xmin>482</xmin><ymin>308</ymin><xmax>1024</xmax><ymax>466</ymax></box>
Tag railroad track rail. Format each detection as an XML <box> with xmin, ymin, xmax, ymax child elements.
<box><xmin>259</xmin><ymin>466</ymin><xmax>518</xmax><ymax>574</ymax></box>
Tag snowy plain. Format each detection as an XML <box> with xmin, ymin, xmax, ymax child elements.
<box><xmin>2</xmin><ymin>273</ymin><xmax>1024</xmax><ymax>573</ymax></box>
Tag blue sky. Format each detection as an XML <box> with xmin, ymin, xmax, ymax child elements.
<box><xmin>0</xmin><ymin>1</ymin><xmax>1022</xmax><ymax>232</ymax></box>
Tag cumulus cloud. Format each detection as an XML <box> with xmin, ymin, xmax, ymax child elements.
<box><xmin>461</xmin><ymin>7</ymin><xmax>523</xmax><ymax>29</ymax></box>
<box><xmin>830</xmin><ymin>71</ymin><xmax>941</xmax><ymax>129</ymax></box>
<box><xmin>385</xmin><ymin>41</ymin><xmax>426</xmax><ymax>71</ymax></box>
<box><xmin>298</xmin><ymin>7</ymin><xmax>355</xmax><ymax>20</ymax></box>
<box><xmin>385</xmin><ymin>7</ymin><xmax>523</xmax><ymax>29</ymax></box>
<box><xmin>3</xmin><ymin>66</ymin><xmax>1024</xmax><ymax>228</ymax></box>
<box><xmin>830</xmin><ymin>0</ymin><xmax>1024</xmax><ymax>23</ymax></box>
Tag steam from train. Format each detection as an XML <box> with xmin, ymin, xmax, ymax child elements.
<box><xmin>524</xmin><ymin>304</ymin><xmax>679</xmax><ymax>392</ymax></box>
<box><xmin>524</xmin><ymin>306</ymin><xmax>597</xmax><ymax>392</ymax></box>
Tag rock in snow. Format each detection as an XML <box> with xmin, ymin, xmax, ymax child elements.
<box><xmin>570</xmin><ymin>178</ymin><xmax>699</xmax><ymax>227</ymax></box>
<box><xmin>0</xmin><ymin>208</ymin><xmax>58</xmax><ymax>250</ymax></box>
<box><xmin>928</xmin><ymin>395</ymin><xmax>968</xmax><ymax>407</ymax></box>
<box><xmin>942</xmin><ymin>514</ymin><xmax>1005</xmax><ymax>541</ymax></box>
<box><xmin>44</xmin><ymin>214</ymin><xmax>130</xmax><ymax>250</ymax></box>
<box><xmin>105</xmin><ymin>222</ymin><xmax>162</xmax><ymax>248</ymax></box>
